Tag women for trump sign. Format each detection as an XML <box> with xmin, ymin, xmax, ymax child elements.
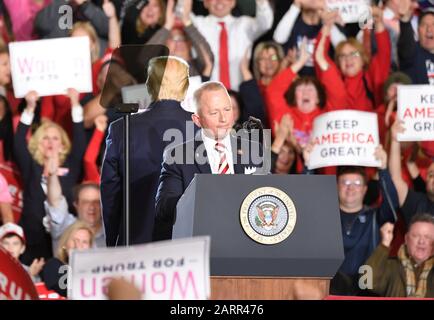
<box><xmin>9</xmin><ymin>37</ymin><xmax>92</xmax><ymax>98</ymax></box>
<box><xmin>308</xmin><ymin>110</ymin><xmax>380</xmax><ymax>170</ymax></box>
<box><xmin>67</xmin><ymin>236</ymin><xmax>210</xmax><ymax>300</ymax></box>
<box><xmin>397</xmin><ymin>85</ymin><xmax>434</xmax><ymax>141</ymax></box>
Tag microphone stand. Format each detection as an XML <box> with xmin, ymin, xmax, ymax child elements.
<box><xmin>116</xmin><ymin>103</ymin><xmax>139</xmax><ymax>247</ymax></box>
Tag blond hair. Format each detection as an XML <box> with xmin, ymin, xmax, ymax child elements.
<box><xmin>335</xmin><ymin>38</ymin><xmax>370</xmax><ymax>70</ymax></box>
<box><xmin>193</xmin><ymin>81</ymin><xmax>229</xmax><ymax>115</ymax></box>
<box><xmin>253</xmin><ymin>41</ymin><xmax>284</xmax><ymax>80</ymax></box>
<box><xmin>146</xmin><ymin>56</ymin><xmax>189</xmax><ymax>101</ymax></box>
<box><xmin>28</xmin><ymin>121</ymin><xmax>71</xmax><ymax>166</ymax></box>
<box><xmin>70</xmin><ymin>22</ymin><xmax>100</xmax><ymax>62</ymax></box>
<box><xmin>56</xmin><ymin>221</ymin><xmax>94</xmax><ymax>264</ymax></box>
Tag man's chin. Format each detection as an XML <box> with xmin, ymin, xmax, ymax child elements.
<box><xmin>203</xmin><ymin>128</ymin><xmax>231</xmax><ymax>140</ymax></box>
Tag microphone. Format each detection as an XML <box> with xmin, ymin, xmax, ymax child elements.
<box><xmin>240</xmin><ymin>117</ymin><xmax>270</xmax><ymax>175</ymax></box>
<box><xmin>242</xmin><ymin>116</ymin><xmax>263</xmax><ymax>131</ymax></box>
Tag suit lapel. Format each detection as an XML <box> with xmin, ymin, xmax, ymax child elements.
<box><xmin>193</xmin><ymin>139</ymin><xmax>212</xmax><ymax>174</ymax></box>
<box><xmin>230</xmin><ymin>135</ymin><xmax>245</xmax><ymax>174</ymax></box>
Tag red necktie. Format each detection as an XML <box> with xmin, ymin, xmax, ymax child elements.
<box><xmin>218</xmin><ymin>22</ymin><xmax>231</xmax><ymax>89</ymax></box>
<box><xmin>215</xmin><ymin>142</ymin><xmax>230</xmax><ymax>174</ymax></box>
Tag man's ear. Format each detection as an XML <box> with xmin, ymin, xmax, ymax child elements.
<box><xmin>20</xmin><ymin>245</ymin><xmax>25</xmax><ymax>255</ymax></box>
<box><xmin>203</xmin><ymin>0</ymin><xmax>210</xmax><ymax>10</ymax></box>
<box><xmin>191</xmin><ymin>113</ymin><xmax>202</xmax><ymax>128</ymax></box>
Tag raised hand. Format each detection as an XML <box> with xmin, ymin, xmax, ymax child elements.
<box><xmin>298</xmin><ymin>37</ymin><xmax>310</xmax><ymax>66</ymax></box>
<box><xmin>320</xmin><ymin>9</ymin><xmax>340</xmax><ymax>31</ymax></box>
<box><xmin>290</xmin><ymin>37</ymin><xmax>310</xmax><ymax>74</ymax></box>
<box><xmin>280</xmin><ymin>48</ymin><xmax>297</xmax><ymax>72</ymax></box>
<box><xmin>43</xmin><ymin>151</ymin><xmax>60</xmax><ymax>177</ymax></box>
<box><xmin>182</xmin><ymin>0</ymin><xmax>193</xmax><ymax>26</ymax></box>
<box><xmin>94</xmin><ymin>114</ymin><xmax>108</xmax><ymax>132</ymax></box>
<box><xmin>103</xmin><ymin>0</ymin><xmax>117</xmax><ymax>19</ymax></box>
<box><xmin>302</xmin><ymin>139</ymin><xmax>315</xmax><ymax>168</ymax></box>
<box><xmin>391</xmin><ymin>118</ymin><xmax>406</xmax><ymax>142</ymax></box>
<box><xmin>164</xmin><ymin>0</ymin><xmax>176</xmax><ymax>30</ymax></box>
<box><xmin>24</xmin><ymin>90</ymin><xmax>39</xmax><ymax>112</ymax></box>
<box><xmin>398</xmin><ymin>0</ymin><xmax>418</xmax><ymax>23</ymax></box>
<box><xmin>66</xmin><ymin>88</ymin><xmax>80</xmax><ymax>106</ymax></box>
<box><xmin>240</xmin><ymin>47</ymin><xmax>253</xmax><ymax>81</ymax></box>
<box><xmin>272</xmin><ymin>114</ymin><xmax>293</xmax><ymax>154</ymax></box>
<box><xmin>29</xmin><ymin>258</ymin><xmax>45</xmax><ymax>277</ymax></box>
<box><xmin>374</xmin><ymin>144</ymin><xmax>387</xmax><ymax>170</ymax></box>
<box><xmin>275</xmin><ymin>114</ymin><xmax>293</xmax><ymax>142</ymax></box>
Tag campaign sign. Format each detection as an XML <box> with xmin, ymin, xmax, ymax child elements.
<box><xmin>68</xmin><ymin>236</ymin><xmax>210</xmax><ymax>300</ymax></box>
<box><xmin>9</xmin><ymin>37</ymin><xmax>92</xmax><ymax>98</ymax></box>
<box><xmin>308</xmin><ymin>110</ymin><xmax>380</xmax><ymax>169</ymax></box>
<box><xmin>0</xmin><ymin>247</ymin><xmax>39</xmax><ymax>300</ymax></box>
<box><xmin>397</xmin><ymin>85</ymin><xmax>434</xmax><ymax>141</ymax></box>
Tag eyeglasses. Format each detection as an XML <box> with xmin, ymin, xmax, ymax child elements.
<box><xmin>339</xmin><ymin>179</ymin><xmax>364</xmax><ymax>188</ymax></box>
<box><xmin>338</xmin><ymin>51</ymin><xmax>360</xmax><ymax>60</ymax></box>
<box><xmin>257</xmin><ymin>54</ymin><xmax>279</xmax><ymax>62</ymax></box>
<box><xmin>169</xmin><ymin>35</ymin><xmax>187</xmax><ymax>42</ymax></box>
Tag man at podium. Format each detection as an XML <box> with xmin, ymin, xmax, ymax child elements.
<box><xmin>154</xmin><ymin>81</ymin><xmax>264</xmax><ymax>240</ymax></box>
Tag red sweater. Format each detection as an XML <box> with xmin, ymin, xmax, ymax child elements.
<box><xmin>265</xmin><ymin>66</ymin><xmax>324</xmax><ymax>145</ymax></box>
<box><xmin>315</xmin><ymin>30</ymin><xmax>391</xmax><ymax>111</ymax></box>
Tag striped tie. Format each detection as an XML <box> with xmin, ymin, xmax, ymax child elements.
<box><xmin>215</xmin><ymin>142</ymin><xmax>230</xmax><ymax>174</ymax></box>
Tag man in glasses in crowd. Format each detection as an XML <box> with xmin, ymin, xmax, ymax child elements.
<box><xmin>331</xmin><ymin>145</ymin><xmax>399</xmax><ymax>296</ymax></box>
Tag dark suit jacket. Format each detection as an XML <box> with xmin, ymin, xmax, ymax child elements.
<box><xmin>101</xmin><ymin>99</ymin><xmax>195</xmax><ymax>246</ymax></box>
<box><xmin>154</xmin><ymin>133</ymin><xmax>264</xmax><ymax>240</ymax></box>
<box><xmin>14</xmin><ymin>121</ymin><xmax>86</xmax><ymax>264</ymax></box>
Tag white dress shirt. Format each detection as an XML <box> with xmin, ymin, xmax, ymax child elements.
<box><xmin>273</xmin><ymin>3</ymin><xmax>346</xmax><ymax>48</ymax></box>
<box><xmin>43</xmin><ymin>196</ymin><xmax>106</xmax><ymax>254</ymax></box>
<box><xmin>191</xmin><ymin>0</ymin><xmax>273</xmax><ymax>90</ymax></box>
<box><xmin>201</xmin><ymin>130</ymin><xmax>234</xmax><ymax>174</ymax></box>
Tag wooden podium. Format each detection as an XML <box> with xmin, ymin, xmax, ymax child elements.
<box><xmin>210</xmin><ymin>277</ymin><xmax>330</xmax><ymax>300</ymax></box>
<box><xmin>174</xmin><ymin>175</ymin><xmax>344</xmax><ymax>300</ymax></box>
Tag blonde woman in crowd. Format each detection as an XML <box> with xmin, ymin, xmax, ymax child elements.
<box><xmin>13</xmin><ymin>90</ymin><xmax>86</xmax><ymax>265</ymax></box>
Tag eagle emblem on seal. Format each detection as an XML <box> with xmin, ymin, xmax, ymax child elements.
<box><xmin>255</xmin><ymin>202</ymin><xmax>279</xmax><ymax>231</ymax></box>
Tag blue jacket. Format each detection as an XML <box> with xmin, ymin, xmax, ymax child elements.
<box><xmin>339</xmin><ymin>169</ymin><xmax>399</xmax><ymax>277</ymax></box>
<box><xmin>101</xmin><ymin>100</ymin><xmax>195</xmax><ymax>246</ymax></box>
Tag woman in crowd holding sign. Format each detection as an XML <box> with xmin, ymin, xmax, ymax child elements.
<box><xmin>314</xmin><ymin>5</ymin><xmax>391</xmax><ymax>111</ymax></box>
<box><xmin>41</xmin><ymin>0</ymin><xmax>121</xmax><ymax>134</ymax></box>
<box><xmin>13</xmin><ymin>90</ymin><xmax>86</xmax><ymax>265</ymax></box>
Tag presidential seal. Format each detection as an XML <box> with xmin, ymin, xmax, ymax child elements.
<box><xmin>240</xmin><ymin>187</ymin><xmax>297</xmax><ymax>245</ymax></box>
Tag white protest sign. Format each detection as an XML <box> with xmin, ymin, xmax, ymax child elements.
<box><xmin>397</xmin><ymin>85</ymin><xmax>434</xmax><ymax>141</ymax></box>
<box><xmin>68</xmin><ymin>236</ymin><xmax>210</xmax><ymax>300</ymax></box>
<box><xmin>326</xmin><ymin>0</ymin><xmax>371</xmax><ymax>24</ymax></box>
<box><xmin>308</xmin><ymin>110</ymin><xmax>380</xmax><ymax>170</ymax></box>
<box><xmin>9</xmin><ymin>37</ymin><xmax>92</xmax><ymax>98</ymax></box>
